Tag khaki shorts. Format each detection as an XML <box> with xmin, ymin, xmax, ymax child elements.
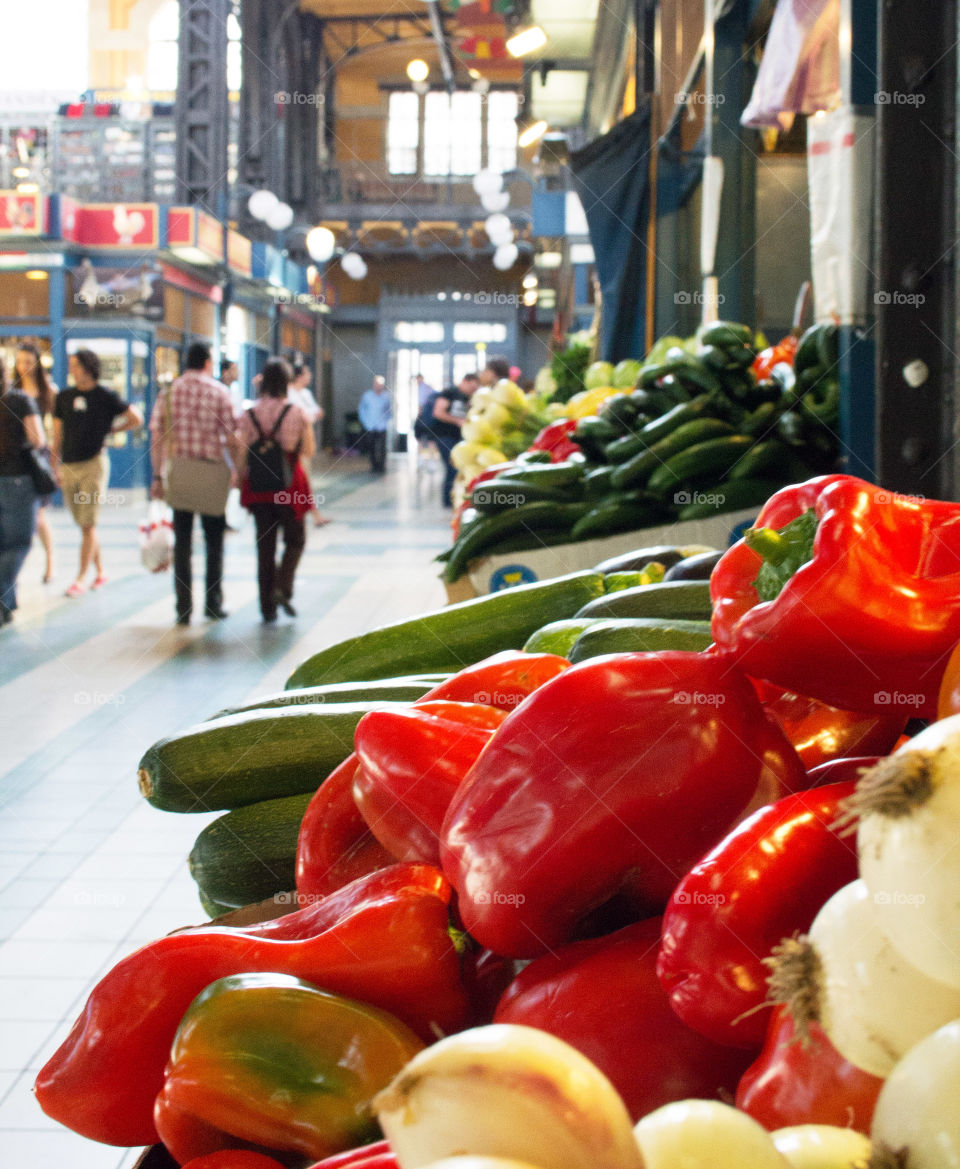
<box><xmin>60</xmin><ymin>452</ymin><xmax>110</xmax><ymax>528</ymax></box>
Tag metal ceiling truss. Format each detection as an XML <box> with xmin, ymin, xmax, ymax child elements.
<box><xmin>174</xmin><ymin>0</ymin><xmax>230</xmax><ymax>215</ymax></box>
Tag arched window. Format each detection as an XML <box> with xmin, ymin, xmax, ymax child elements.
<box><xmin>146</xmin><ymin>2</ymin><xmax>242</xmax><ymax>95</ymax></box>
<box><xmin>147</xmin><ymin>1</ymin><xmax>179</xmax><ymax>93</ymax></box>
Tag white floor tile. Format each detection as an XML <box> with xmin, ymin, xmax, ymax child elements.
<box><xmin>0</xmin><ymin>977</ymin><xmax>90</xmax><ymax>1021</ymax></box>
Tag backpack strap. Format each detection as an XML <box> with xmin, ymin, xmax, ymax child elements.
<box><xmin>267</xmin><ymin>404</ymin><xmax>292</xmax><ymax>441</ymax></box>
<box><xmin>246</xmin><ymin>405</ymin><xmax>267</xmax><ymax>441</ymax></box>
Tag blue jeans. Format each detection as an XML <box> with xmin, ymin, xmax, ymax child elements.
<box><xmin>0</xmin><ymin>475</ymin><xmax>38</xmax><ymax>614</ymax></box>
<box><xmin>434</xmin><ymin>436</ymin><xmax>458</xmax><ymax>507</ymax></box>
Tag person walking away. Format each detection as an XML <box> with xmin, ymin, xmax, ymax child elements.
<box><xmin>219</xmin><ymin>358</ymin><xmax>243</xmax><ymax>413</ymax></box>
<box><xmin>415</xmin><ymin>373</ymin><xmax>435</xmax><ymax>410</ymax></box>
<box><xmin>13</xmin><ymin>343</ymin><xmax>57</xmax><ymax>582</ymax></box>
<box><xmin>149</xmin><ymin>342</ymin><xmax>239</xmax><ymax>625</ymax></box>
<box><xmin>358</xmin><ymin>376</ymin><xmax>391</xmax><ymax>473</ymax></box>
<box><xmin>237</xmin><ymin>357</ymin><xmax>314</xmax><ymax>623</ymax></box>
<box><xmin>432</xmin><ymin>372</ymin><xmax>479</xmax><ymax>507</ymax></box>
<box><xmin>287</xmin><ymin>363</ymin><xmax>330</xmax><ymax>527</ymax></box>
<box><xmin>53</xmin><ymin>349</ymin><xmax>141</xmax><ymax>598</ymax></box>
<box><xmin>0</xmin><ymin>365</ymin><xmax>45</xmax><ymax>625</ymax></box>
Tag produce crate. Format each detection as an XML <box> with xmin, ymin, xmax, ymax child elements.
<box><xmin>443</xmin><ymin>508</ymin><xmax>759</xmax><ymax>602</ymax></box>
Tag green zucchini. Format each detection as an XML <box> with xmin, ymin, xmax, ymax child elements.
<box><xmin>445</xmin><ymin>501</ymin><xmax>590</xmax><ymax>582</ymax></box>
<box><xmin>569</xmin><ymin>498</ymin><xmax>664</xmax><ymax>541</ymax></box>
<box><xmin>569</xmin><ymin>617</ymin><xmax>715</xmax><ymax>661</ymax></box>
<box><xmin>676</xmin><ymin>477</ymin><xmax>779</xmax><ymax>520</ymax></box>
<box><xmin>199</xmin><ymin>890</ymin><xmax>233</xmax><ymax>919</ymax></box>
<box><xmin>610</xmin><ymin>419</ymin><xmax>738</xmax><ymax>491</ymax></box>
<box><xmin>498</xmin><ymin>463</ymin><xmax>586</xmax><ymax>488</ymax></box>
<box><xmin>479</xmin><ymin>529</ymin><xmax>577</xmax><ymax>556</ymax></box>
<box><xmin>600</xmin><ymin>394</ymin><xmax>645</xmax><ymax>429</ymax></box>
<box><xmin>698</xmin><ymin>321</ymin><xmax>753</xmax><ymax>348</ymax></box>
<box><xmin>593</xmin><ymin>544</ymin><xmax>713</xmax><ymax>575</ymax></box>
<box><xmin>138</xmin><ymin>701</ymin><xmax>407</xmax><ymax>813</ymax></box>
<box><xmin>603</xmin><ymin>569</ymin><xmax>664</xmax><ymax>592</ymax></box>
<box><xmin>584</xmin><ymin>466</ymin><xmax>616</xmax><ymax>499</ymax></box>
<box><xmin>794</xmin><ymin>324</ymin><xmax>826</xmax><ymax>373</ymax></box>
<box><xmin>574</xmin><ymin>580</ymin><xmax>713</xmax><ymax>621</ymax></box>
<box><xmin>604</xmin><ymin>432</ymin><xmax>648</xmax><ymax>464</ymax></box>
<box><xmin>515</xmin><ymin>449</ymin><xmax>553</xmax><ymax>464</ymax></box>
<box><xmin>212</xmin><ymin>675</ymin><xmax>449</xmax><ymax>719</ymax></box>
<box><xmin>575</xmin><ymin>416</ymin><xmax>621</xmax><ymax>443</ymax></box>
<box><xmin>286</xmin><ymin>570</ymin><xmax>606</xmax><ymax>689</ymax></box>
<box><xmin>471</xmin><ymin>478</ymin><xmax>583</xmax><ymax>512</ymax></box>
<box><xmin>647</xmin><ymin>435</ymin><xmax>754</xmax><ymax>495</ymax></box>
<box><xmin>523</xmin><ymin>617</ymin><xmax>607</xmax><ymax>657</ymax></box>
<box><xmin>638</xmin><ymin>395</ymin><xmax>717</xmax><ymax>446</ymax></box>
<box><xmin>188</xmin><ymin>792</ymin><xmax>313</xmax><ymax>910</ymax></box>
<box><xmin>728</xmin><ymin>439</ymin><xmax>785</xmax><ymax>480</ymax></box>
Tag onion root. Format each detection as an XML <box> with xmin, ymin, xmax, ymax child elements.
<box><xmin>763</xmin><ymin>934</ymin><xmax>822</xmax><ymax>1044</ymax></box>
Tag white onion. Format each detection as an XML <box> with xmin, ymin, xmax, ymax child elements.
<box><xmin>767</xmin><ymin>880</ymin><xmax>960</xmax><ymax>1078</ymax></box>
<box><xmin>633</xmin><ymin>1100</ymin><xmax>791</xmax><ymax>1169</ymax></box>
<box><xmin>771</xmin><ymin>1124</ymin><xmax>872</xmax><ymax>1169</ymax></box>
<box><xmin>855</xmin><ymin>718</ymin><xmax>960</xmax><ymax>989</ymax></box>
<box><xmin>871</xmin><ymin>1019</ymin><xmax>960</xmax><ymax>1169</ymax></box>
<box><xmin>373</xmin><ymin>1024</ymin><xmax>643</xmax><ymax>1169</ymax></box>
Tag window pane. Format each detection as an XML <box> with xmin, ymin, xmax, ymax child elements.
<box><xmin>227</xmin><ymin>40</ymin><xmax>242</xmax><ymax>93</ymax></box>
<box><xmin>394</xmin><ymin>321</ymin><xmax>445</xmax><ymax>343</ymax></box>
<box><xmin>148</xmin><ymin>41</ymin><xmax>178</xmax><ymax>92</ymax></box>
<box><xmin>450</xmin><ymin>91</ymin><xmax>482</xmax><ymax>175</ymax></box>
<box><xmin>453</xmin><ymin>322</ymin><xmax>508</xmax><ymax>344</ymax></box>
<box><xmin>487</xmin><ymin>90</ymin><xmax>519</xmax><ymax>173</ymax></box>
<box><xmin>387</xmin><ymin>91</ymin><xmax>419</xmax><ymax>175</ymax></box>
<box><xmin>423</xmin><ymin>91</ymin><xmax>451</xmax><ymax>176</ymax></box>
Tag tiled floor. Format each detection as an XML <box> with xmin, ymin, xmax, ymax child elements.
<box><xmin>0</xmin><ymin>448</ymin><xmax>452</xmax><ymax>1167</ymax></box>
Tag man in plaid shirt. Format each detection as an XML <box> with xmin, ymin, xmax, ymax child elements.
<box><xmin>149</xmin><ymin>342</ymin><xmax>239</xmax><ymax>624</ymax></box>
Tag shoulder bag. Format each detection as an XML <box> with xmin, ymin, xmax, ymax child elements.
<box><xmin>20</xmin><ymin>445</ymin><xmax>58</xmax><ymax>496</ymax></box>
<box><xmin>162</xmin><ymin>385</ymin><xmax>232</xmax><ymax>516</ymax></box>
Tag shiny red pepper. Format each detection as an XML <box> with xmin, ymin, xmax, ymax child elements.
<box><xmin>307</xmin><ymin>1145</ymin><xmax>397</xmax><ymax>1169</ymax></box>
<box><xmin>441</xmin><ymin>652</ymin><xmax>806</xmax><ymax>957</ymax></box>
<box><xmin>736</xmin><ymin>1005</ymin><xmax>884</xmax><ymax>1133</ymax></box>
<box><xmin>494</xmin><ymin>918</ymin><xmax>753</xmax><ymax>1121</ymax></box>
<box><xmin>34</xmin><ymin>864</ymin><xmax>469</xmax><ymax>1147</ymax></box>
<box><xmin>296</xmin><ymin>754</ymin><xmax>396</xmax><ymax>900</ymax></box>
<box><xmin>180</xmin><ymin>1153</ymin><xmax>288</xmax><ymax>1169</ymax></box>
<box><xmin>711</xmin><ymin>475</ymin><xmax>960</xmax><ymax>715</ymax></box>
<box><xmin>755</xmin><ymin>680</ymin><xmax>907</xmax><ymax>769</ymax></box>
<box><xmin>354</xmin><ymin>701</ymin><xmax>507</xmax><ymax>865</ymax></box>
<box><xmin>752</xmin><ymin>333</ymin><xmax>798</xmax><ymax>380</ymax></box>
<box><xmin>656</xmin><ymin>781</ymin><xmax>859</xmax><ymax>1049</ymax></box>
<box><xmin>805</xmin><ymin>754</ymin><xmax>883</xmax><ymax>788</ymax></box>
<box><xmin>530</xmin><ymin>418</ymin><xmax>581</xmax><ymax>462</ymax></box>
<box><xmin>419</xmin><ymin>650</ymin><xmax>570</xmax><ymax>709</ymax></box>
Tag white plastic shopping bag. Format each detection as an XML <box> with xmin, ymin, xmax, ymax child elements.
<box><xmin>140</xmin><ymin>500</ymin><xmax>175</xmax><ymax>573</ymax></box>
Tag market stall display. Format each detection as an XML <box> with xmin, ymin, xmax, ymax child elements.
<box><xmin>32</xmin><ymin>476</ymin><xmax>960</xmax><ymax>1169</ymax></box>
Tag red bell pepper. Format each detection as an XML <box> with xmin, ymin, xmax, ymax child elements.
<box><xmin>34</xmin><ymin>864</ymin><xmax>469</xmax><ymax>1147</ymax></box>
<box><xmin>296</xmin><ymin>754</ymin><xmax>396</xmax><ymax>900</ymax></box>
<box><xmin>530</xmin><ymin>418</ymin><xmax>581</xmax><ymax>462</ymax></box>
<box><xmin>354</xmin><ymin>701</ymin><xmax>507</xmax><ymax>865</ymax></box>
<box><xmin>756</xmin><ymin>680</ymin><xmax>907</xmax><ymax>770</ymax></box>
<box><xmin>805</xmin><ymin>754</ymin><xmax>882</xmax><ymax>788</ymax></box>
<box><xmin>154</xmin><ymin>975</ymin><xmax>422</xmax><ymax>1164</ymax></box>
<box><xmin>419</xmin><ymin>650</ymin><xmax>570</xmax><ymax>709</ymax></box>
<box><xmin>180</xmin><ymin>1153</ymin><xmax>289</xmax><ymax>1169</ymax></box>
<box><xmin>441</xmin><ymin>652</ymin><xmax>806</xmax><ymax>957</ymax></box>
<box><xmin>736</xmin><ymin>1005</ymin><xmax>884</xmax><ymax>1134</ymax></box>
<box><xmin>711</xmin><ymin>475</ymin><xmax>960</xmax><ymax>715</ymax></box>
<box><xmin>307</xmin><ymin>1145</ymin><xmax>397</xmax><ymax>1169</ymax></box>
<box><xmin>752</xmin><ymin>333</ymin><xmax>798</xmax><ymax>380</ymax></box>
<box><xmin>656</xmin><ymin>781</ymin><xmax>859</xmax><ymax>1049</ymax></box>
<box><xmin>937</xmin><ymin>636</ymin><xmax>960</xmax><ymax>718</ymax></box>
<box><xmin>494</xmin><ymin>918</ymin><xmax>753</xmax><ymax>1121</ymax></box>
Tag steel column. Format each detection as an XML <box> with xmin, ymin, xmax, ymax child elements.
<box><xmin>174</xmin><ymin>0</ymin><xmax>230</xmax><ymax>216</ymax></box>
<box><xmin>873</xmin><ymin>0</ymin><xmax>959</xmax><ymax>497</ymax></box>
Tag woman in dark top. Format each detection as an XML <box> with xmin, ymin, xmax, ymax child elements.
<box><xmin>0</xmin><ymin>364</ymin><xmax>45</xmax><ymax>625</ymax></box>
<box><xmin>13</xmin><ymin>342</ymin><xmax>57</xmax><ymax>582</ymax></box>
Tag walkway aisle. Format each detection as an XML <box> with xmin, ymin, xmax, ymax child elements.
<box><xmin>0</xmin><ymin>452</ymin><xmax>451</xmax><ymax>1167</ymax></box>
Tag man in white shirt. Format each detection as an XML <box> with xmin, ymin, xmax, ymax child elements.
<box><xmin>358</xmin><ymin>376</ymin><xmax>392</xmax><ymax>473</ymax></box>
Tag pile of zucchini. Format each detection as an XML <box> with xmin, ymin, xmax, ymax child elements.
<box><xmin>441</xmin><ymin>322</ymin><xmax>840</xmax><ymax>582</ymax></box>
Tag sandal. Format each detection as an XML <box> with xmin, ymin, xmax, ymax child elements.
<box><xmin>65</xmin><ymin>582</ymin><xmax>86</xmax><ymax>598</ymax></box>
<box><xmin>91</xmin><ymin>575</ymin><xmax>108</xmax><ymax>590</ymax></box>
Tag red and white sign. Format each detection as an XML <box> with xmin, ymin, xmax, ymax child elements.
<box><xmin>226</xmin><ymin>229</ymin><xmax>252</xmax><ymax>276</ymax></box>
<box><xmin>75</xmin><ymin>203</ymin><xmax>159</xmax><ymax>248</ymax></box>
<box><xmin>167</xmin><ymin>206</ymin><xmax>224</xmax><ymax>264</ymax></box>
<box><xmin>0</xmin><ymin>192</ymin><xmax>45</xmax><ymax>236</ymax></box>
<box><xmin>196</xmin><ymin>212</ymin><xmax>224</xmax><ymax>262</ymax></box>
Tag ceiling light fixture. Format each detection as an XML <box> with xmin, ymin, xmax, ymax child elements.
<box><xmin>406</xmin><ymin>59</ymin><xmax>430</xmax><ymax>83</ymax></box>
<box><xmin>506</xmin><ymin>26</ymin><xmax>547</xmax><ymax>58</ymax></box>
<box><xmin>518</xmin><ymin>120</ymin><xmax>549</xmax><ymax>148</ymax></box>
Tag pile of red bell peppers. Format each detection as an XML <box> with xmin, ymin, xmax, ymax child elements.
<box><xmin>36</xmin><ymin>473</ymin><xmax>960</xmax><ymax>1166</ymax></box>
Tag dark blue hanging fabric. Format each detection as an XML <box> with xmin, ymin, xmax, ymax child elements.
<box><xmin>569</xmin><ymin>104</ymin><xmax>653</xmax><ymax>363</ymax></box>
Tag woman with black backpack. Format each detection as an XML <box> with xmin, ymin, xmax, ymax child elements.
<box><xmin>236</xmin><ymin>358</ymin><xmax>315</xmax><ymax>623</ymax></box>
<box><xmin>0</xmin><ymin>362</ymin><xmax>46</xmax><ymax>625</ymax></box>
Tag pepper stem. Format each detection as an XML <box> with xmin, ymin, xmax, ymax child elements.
<box><xmin>762</xmin><ymin>933</ymin><xmax>822</xmax><ymax>1045</ymax></box>
<box><xmin>745</xmin><ymin>508</ymin><xmax>819</xmax><ymax>602</ymax></box>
